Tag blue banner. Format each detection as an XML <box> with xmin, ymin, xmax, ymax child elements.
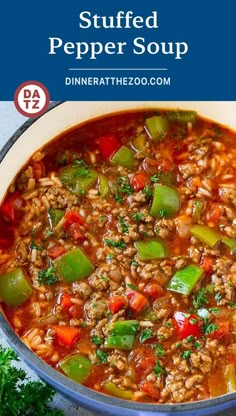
<box><xmin>1</xmin><ymin>0</ymin><xmax>236</xmax><ymax>100</ymax></box>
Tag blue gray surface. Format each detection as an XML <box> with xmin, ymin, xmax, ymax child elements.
<box><xmin>0</xmin><ymin>102</ymin><xmax>235</xmax><ymax>416</ymax></box>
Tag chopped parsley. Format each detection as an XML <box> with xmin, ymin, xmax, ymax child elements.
<box><xmin>113</xmin><ymin>176</ymin><xmax>133</xmax><ymax>202</ymax></box>
<box><xmin>202</xmin><ymin>320</ymin><xmax>218</xmax><ymax>335</ymax></box>
<box><xmin>189</xmin><ymin>317</ymin><xmax>199</xmax><ymax>325</ymax></box>
<box><xmin>100</xmin><ymin>275</ymin><xmax>109</xmax><ymax>282</ymax></box>
<box><xmin>119</xmin><ymin>217</ymin><xmax>129</xmax><ymax>234</ymax></box>
<box><xmin>30</xmin><ymin>240</ymin><xmax>43</xmax><ymax>251</ymax></box>
<box><xmin>142</xmin><ymin>184</ymin><xmax>153</xmax><ymax>199</ymax></box>
<box><xmin>180</xmin><ymin>350</ymin><xmax>192</xmax><ymax>360</ymax></box>
<box><xmin>229</xmin><ymin>301</ymin><xmax>236</xmax><ymax>309</ymax></box>
<box><xmin>106</xmin><ymin>253</ymin><xmax>114</xmax><ymax>261</ymax></box>
<box><xmin>38</xmin><ymin>267</ymin><xmax>59</xmax><ymax>286</ymax></box>
<box><xmin>156</xmin><ymin>343</ymin><xmax>165</xmax><ymax>357</ymax></box>
<box><xmin>91</xmin><ymin>336</ymin><xmax>103</xmax><ymax>346</ymax></box>
<box><xmin>140</xmin><ymin>328</ymin><xmax>155</xmax><ymax>343</ymax></box>
<box><xmin>184</xmin><ymin>335</ymin><xmax>194</xmax><ymax>343</ymax></box>
<box><xmin>131</xmin><ymin>260</ymin><xmax>138</xmax><ymax>267</ymax></box>
<box><xmin>127</xmin><ymin>283</ymin><xmax>138</xmax><ymax>290</ymax></box>
<box><xmin>215</xmin><ymin>292</ymin><xmax>222</xmax><ymax>302</ymax></box>
<box><xmin>193</xmin><ymin>288</ymin><xmax>209</xmax><ymax>309</ymax></box>
<box><xmin>96</xmin><ymin>349</ymin><xmax>108</xmax><ymax>364</ymax></box>
<box><xmin>153</xmin><ymin>360</ymin><xmax>166</xmax><ymax>376</ymax></box>
<box><xmin>73</xmin><ymin>159</ymin><xmax>91</xmax><ymax>178</ymax></box>
<box><xmin>150</xmin><ymin>174</ymin><xmax>160</xmax><ymax>183</ymax></box>
<box><xmin>132</xmin><ymin>212</ymin><xmax>143</xmax><ymax>221</ymax></box>
<box><xmin>104</xmin><ymin>238</ymin><xmax>126</xmax><ymax>250</ymax></box>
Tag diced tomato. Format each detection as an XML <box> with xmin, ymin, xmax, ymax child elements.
<box><xmin>0</xmin><ymin>216</ymin><xmax>14</xmax><ymax>249</ymax></box>
<box><xmin>0</xmin><ymin>192</ymin><xmax>22</xmax><ymax>223</ymax></box>
<box><xmin>63</xmin><ymin>210</ymin><xmax>85</xmax><ymax>229</ymax></box>
<box><xmin>69</xmin><ymin>223</ymin><xmax>85</xmax><ymax>241</ymax></box>
<box><xmin>58</xmin><ymin>292</ymin><xmax>74</xmax><ymax>310</ymax></box>
<box><xmin>201</xmin><ymin>256</ymin><xmax>214</xmax><ymax>274</ymax></box>
<box><xmin>210</xmin><ymin>320</ymin><xmax>229</xmax><ymax>340</ymax></box>
<box><xmin>206</xmin><ymin>204</ymin><xmax>221</xmax><ymax>223</ymax></box>
<box><xmin>132</xmin><ymin>347</ymin><xmax>156</xmax><ymax>381</ymax></box>
<box><xmin>109</xmin><ymin>295</ymin><xmax>126</xmax><ymax>314</ymax></box>
<box><xmin>143</xmin><ymin>283</ymin><xmax>164</xmax><ymax>299</ymax></box>
<box><xmin>159</xmin><ymin>158</ymin><xmax>174</xmax><ymax>172</ymax></box>
<box><xmin>126</xmin><ymin>289</ymin><xmax>148</xmax><ymax>313</ymax></box>
<box><xmin>69</xmin><ymin>304</ymin><xmax>84</xmax><ymax>319</ymax></box>
<box><xmin>174</xmin><ymin>311</ymin><xmax>202</xmax><ymax>339</ymax></box>
<box><xmin>51</xmin><ymin>325</ymin><xmax>80</xmax><ymax>347</ymax></box>
<box><xmin>131</xmin><ymin>171</ymin><xmax>149</xmax><ymax>191</ymax></box>
<box><xmin>98</xmin><ymin>134</ymin><xmax>121</xmax><ymax>160</ymax></box>
<box><xmin>140</xmin><ymin>381</ymin><xmax>160</xmax><ymax>400</ymax></box>
<box><xmin>48</xmin><ymin>245</ymin><xmax>66</xmax><ymax>259</ymax></box>
<box><xmin>32</xmin><ymin>161</ymin><xmax>45</xmax><ymax>179</ymax></box>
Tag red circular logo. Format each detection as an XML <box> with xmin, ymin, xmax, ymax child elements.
<box><xmin>14</xmin><ymin>81</ymin><xmax>50</xmax><ymax>118</ymax></box>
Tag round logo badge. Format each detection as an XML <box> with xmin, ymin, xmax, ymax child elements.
<box><xmin>14</xmin><ymin>81</ymin><xmax>50</xmax><ymax>118</ymax></box>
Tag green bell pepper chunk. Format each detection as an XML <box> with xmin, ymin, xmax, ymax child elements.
<box><xmin>191</xmin><ymin>225</ymin><xmax>221</xmax><ymax>248</ymax></box>
<box><xmin>104</xmin><ymin>335</ymin><xmax>134</xmax><ymax>350</ymax></box>
<box><xmin>131</xmin><ymin>134</ymin><xmax>147</xmax><ymax>153</ymax></box>
<box><xmin>55</xmin><ymin>248</ymin><xmax>94</xmax><ymax>282</ymax></box>
<box><xmin>222</xmin><ymin>237</ymin><xmax>236</xmax><ymax>254</ymax></box>
<box><xmin>111</xmin><ymin>146</ymin><xmax>135</xmax><ymax>169</ymax></box>
<box><xmin>168</xmin><ymin>110</ymin><xmax>197</xmax><ymax>124</ymax></box>
<box><xmin>192</xmin><ymin>200</ymin><xmax>204</xmax><ymax>223</ymax></box>
<box><xmin>48</xmin><ymin>208</ymin><xmax>65</xmax><ymax>227</ymax></box>
<box><xmin>135</xmin><ymin>239</ymin><xmax>166</xmax><ymax>260</ymax></box>
<box><xmin>110</xmin><ymin>320</ymin><xmax>139</xmax><ymax>336</ymax></box>
<box><xmin>59</xmin><ymin>353</ymin><xmax>92</xmax><ymax>384</ymax></box>
<box><xmin>168</xmin><ymin>265</ymin><xmax>204</xmax><ymax>295</ymax></box>
<box><xmin>103</xmin><ymin>381</ymin><xmax>134</xmax><ymax>400</ymax></box>
<box><xmin>98</xmin><ymin>174</ymin><xmax>110</xmax><ymax>197</ymax></box>
<box><xmin>0</xmin><ymin>267</ymin><xmax>33</xmax><ymax>306</ymax></box>
<box><xmin>152</xmin><ymin>171</ymin><xmax>177</xmax><ymax>186</ymax></box>
<box><xmin>145</xmin><ymin>115</ymin><xmax>169</xmax><ymax>141</ymax></box>
<box><xmin>60</xmin><ymin>164</ymin><xmax>98</xmax><ymax>195</ymax></box>
<box><xmin>150</xmin><ymin>185</ymin><xmax>181</xmax><ymax>218</ymax></box>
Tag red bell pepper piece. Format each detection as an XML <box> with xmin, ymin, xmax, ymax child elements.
<box><xmin>58</xmin><ymin>292</ymin><xmax>74</xmax><ymax>310</ymax></box>
<box><xmin>63</xmin><ymin>210</ymin><xmax>85</xmax><ymax>229</ymax></box>
<box><xmin>109</xmin><ymin>295</ymin><xmax>126</xmax><ymax>314</ymax></box>
<box><xmin>143</xmin><ymin>282</ymin><xmax>164</xmax><ymax>299</ymax></box>
<box><xmin>200</xmin><ymin>256</ymin><xmax>214</xmax><ymax>274</ymax></box>
<box><xmin>1</xmin><ymin>192</ymin><xmax>22</xmax><ymax>222</ymax></box>
<box><xmin>69</xmin><ymin>223</ymin><xmax>85</xmax><ymax>241</ymax></box>
<box><xmin>140</xmin><ymin>381</ymin><xmax>160</xmax><ymax>400</ymax></box>
<box><xmin>0</xmin><ymin>216</ymin><xmax>14</xmax><ymax>249</ymax></box>
<box><xmin>33</xmin><ymin>161</ymin><xmax>45</xmax><ymax>179</ymax></box>
<box><xmin>206</xmin><ymin>204</ymin><xmax>221</xmax><ymax>224</ymax></box>
<box><xmin>48</xmin><ymin>245</ymin><xmax>66</xmax><ymax>259</ymax></box>
<box><xmin>51</xmin><ymin>325</ymin><xmax>80</xmax><ymax>347</ymax></box>
<box><xmin>126</xmin><ymin>289</ymin><xmax>148</xmax><ymax>313</ymax></box>
<box><xmin>174</xmin><ymin>311</ymin><xmax>202</xmax><ymax>339</ymax></box>
<box><xmin>98</xmin><ymin>135</ymin><xmax>121</xmax><ymax>160</ymax></box>
<box><xmin>131</xmin><ymin>171</ymin><xmax>149</xmax><ymax>191</ymax></box>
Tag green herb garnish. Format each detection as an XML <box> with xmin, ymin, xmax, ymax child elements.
<box><xmin>140</xmin><ymin>328</ymin><xmax>155</xmax><ymax>343</ymax></box>
<box><xmin>0</xmin><ymin>346</ymin><xmax>64</xmax><ymax>416</ymax></box>
<box><xmin>38</xmin><ymin>267</ymin><xmax>59</xmax><ymax>286</ymax></box>
<box><xmin>104</xmin><ymin>239</ymin><xmax>126</xmax><ymax>250</ymax></box>
<box><xmin>96</xmin><ymin>349</ymin><xmax>108</xmax><ymax>364</ymax></box>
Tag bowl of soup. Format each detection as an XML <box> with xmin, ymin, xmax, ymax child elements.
<box><xmin>1</xmin><ymin>101</ymin><xmax>236</xmax><ymax>415</ymax></box>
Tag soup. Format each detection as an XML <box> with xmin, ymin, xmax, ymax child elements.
<box><xmin>1</xmin><ymin>109</ymin><xmax>236</xmax><ymax>403</ymax></box>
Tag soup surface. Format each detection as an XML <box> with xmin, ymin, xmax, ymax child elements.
<box><xmin>1</xmin><ymin>109</ymin><xmax>236</xmax><ymax>404</ymax></box>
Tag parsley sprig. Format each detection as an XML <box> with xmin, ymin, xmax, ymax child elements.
<box><xmin>0</xmin><ymin>347</ymin><xmax>64</xmax><ymax>416</ymax></box>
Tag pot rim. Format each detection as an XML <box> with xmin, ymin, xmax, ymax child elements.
<box><xmin>0</xmin><ymin>101</ymin><xmax>236</xmax><ymax>415</ymax></box>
